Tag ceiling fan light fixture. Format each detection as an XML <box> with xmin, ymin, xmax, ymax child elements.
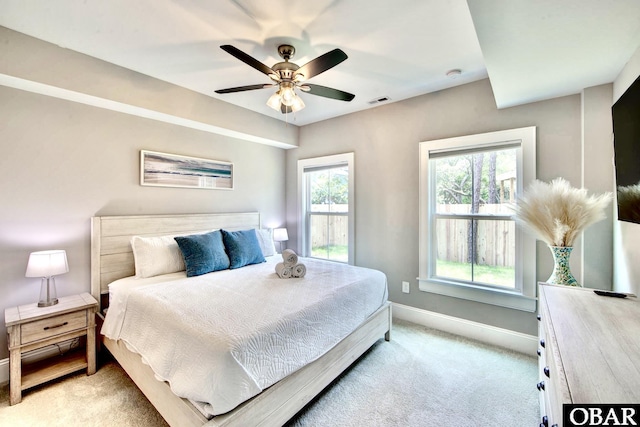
<box><xmin>280</xmin><ymin>84</ymin><xmax>297</xmax><ymax>106</ymax></box>
<box><xmin>217</xmin><ymin>44</ymin><xmax>352</xmax><ymax>116</ymax></box>
<box><xmin>289</xmin><ymin>95</ymin><xmax>305</xmax><ymax>112</ymax></box>
<box><xmin>266</xmin><ymin>91</ymin><xmax>282</xmax><ymax>111</ymax></box>
<box><xmin>266</xmin><ymin>87</ymin><xmax>305</xmax><ymax>113</ymax></box>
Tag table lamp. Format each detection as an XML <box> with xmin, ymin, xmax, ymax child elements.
<box><xmin>273</xmin><ymin>228</ymin><xmax>289</xmax><ymax>253</ymax></box>
<box><xmin>25</xmin><ymin>250</ymin><xmax>69</xmax><ymax>307</ymax></box>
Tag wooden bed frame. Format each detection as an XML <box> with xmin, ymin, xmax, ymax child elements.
<box><xmin>90</xmin><ymin>212</ymin><xmax>392</xmax><ymax>427</ymax></box>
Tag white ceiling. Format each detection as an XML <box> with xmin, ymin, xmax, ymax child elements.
<box><xmin>1</xmin><ymin>0</ymin><xmax>639</xmax><ymax>126</ymax></box>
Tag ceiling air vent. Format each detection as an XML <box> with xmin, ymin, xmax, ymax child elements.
<box><xmin>368</xmin><ymin>96</ymin><xmax>391</xmax><ymax>105</ymax></box>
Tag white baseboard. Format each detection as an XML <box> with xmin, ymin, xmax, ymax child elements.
<box><xmin>0</xmin><ymin>358</ymin><xmax>8</xmax><ymax>386</ymax></box>
<box><xmin>391</xmin><ymin>302</ymin><xmax>538</xmax><ymax>355</ymax></box>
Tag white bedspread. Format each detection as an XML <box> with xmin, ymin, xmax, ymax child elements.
<box><xmin>101</xmin><ymin>256</ymin><xmax>388</xmax><ymax>416</ymax></box>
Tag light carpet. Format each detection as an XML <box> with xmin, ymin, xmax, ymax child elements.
<box><xmin>0</xmin><ymin>320</ymin><xmax>539</xmax><ymax>426</ymax></box>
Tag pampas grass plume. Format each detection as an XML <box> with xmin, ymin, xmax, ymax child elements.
<box><xmin>513</xmin><ymin>178</ymin><xmax>612</xmax><ymax>247</ymax></box>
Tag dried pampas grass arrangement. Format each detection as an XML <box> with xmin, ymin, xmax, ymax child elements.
<box><xmin>513</xmin><ymin>178</ymin><xmax>612</xmax><ymax>247</ymax></box>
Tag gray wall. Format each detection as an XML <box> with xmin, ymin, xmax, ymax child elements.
<box><xmin>0</xmin><ymin>85</ymin><xmax>287</xmax><ymax>360</ymax></box>
<box><xmin>286</xmin><ymin>78</ymin><xmax>614</xmax><ymax>336</ymax></box>
<box><xmin>581</xmin><ymin>84</ymin><xmax>614</xmax><ymax>289</ymax></box>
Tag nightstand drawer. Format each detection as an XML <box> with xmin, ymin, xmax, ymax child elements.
<box><xmin>21</xmin><ymin>310</ymin><xmax>87</xmax><ymax>344</ymax></box>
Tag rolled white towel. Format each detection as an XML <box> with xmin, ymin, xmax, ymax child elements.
<box><xmin>292</xmin><ymin>263</ymin><xmax>306</xmax><ymax>278</ymax></box>
<box><xmin>275</xmin><ymin>262</ymin><xmax>292</xmax><ymax>279</ymax></box>
<box><xmin>281</xmin><ymin>249</ymin><xmax>298</xmax><ymax>267</ymax></box>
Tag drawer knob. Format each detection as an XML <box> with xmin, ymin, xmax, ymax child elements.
<box><xmin>537</xmin><ymin>381</ymin><xmax>545</xmax><ymax>391</ymax></box>
<box><xmin>541</xmin><ymin>415</ymin><xmax>549</xmax><ymax>427</ymax></box>
<box><xmin>537</xmin><ymin>349</ymin><xmax>541</xmax><ymax>357</ymax></box>
<box><xmin>44</xmin><ymin>321</ymin><xmax>69</xmax><ymax>331</ymax></box>
<box><xmin>544</xmin><ymin>366</ymin><xmax>550</xmax><ymax>378</ymax></box>
<box><xmin>540</xmin><ymin>339</ymin><xmax>545</xmax><ymax>348</ymax></box>
<box><xmin>537</xmin><ymin>314</ymin><xmax>541</xmax><ymax>321</ymax></box>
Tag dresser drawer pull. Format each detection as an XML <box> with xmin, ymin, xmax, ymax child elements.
<box><xmin>537</xmin><ymin>314</ymin><xmax>541</xmax><ymax>321</ymax></box>
<box><xmin>540</xmin><ymin>415</ymin><xmax>549</xmax><ymax>427</ymax></box>
<box><xmin>540</xmin><ymin>339</ymin><xmax>545</xmax><ymax>348</ymax></box>
<box><xmin>537</xmin><ymin>349</ymin><xmax>541</xmax><ymax>357</ymax></box>
<box><xmin>43</xmin><ymin>321</ymin><xmax>69</xmax><ymax>331</ymax></box>
<box><xmin>543</xmin><ymin>366</ymin><xmax>550</xmax><ymax>377</ymax></box>
<box><xmin>537</xmin><ymin>381</ymin><xmax>545</xmax><ymax>391</ymax></box>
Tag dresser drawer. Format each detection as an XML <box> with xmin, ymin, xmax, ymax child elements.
<box><xmin>21</xmin><ymin>310</ymin><xmax>87</xmax><ymax>344</ymax></box>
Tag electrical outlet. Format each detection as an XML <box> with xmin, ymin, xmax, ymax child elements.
<box><xmin>402</xmin><ymin>281</ymin><xmax>410</xmax><ymax>293</ymax></box>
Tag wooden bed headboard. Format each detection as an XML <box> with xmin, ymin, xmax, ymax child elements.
<box><xmin>90</xmin><ymin>212</ymin><xmax>261</xmax><ymax>310</ymax></box>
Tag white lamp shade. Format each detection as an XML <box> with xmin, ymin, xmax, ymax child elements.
<box><xmin>266</xmin><ymin>91</ymin><xmax>281</xmax><ymax>111</ymax></box>
<box><xmin>26</xmin><ymin>250</ymin><xmax>69</xmax><ymax>278</ymax></box>
<box><xmin>289</xmin><ymin>95</ymin><xmax>305</xmax><ymax>112</ymax></box>
<box><xmin>280</xmin><ymin>86</ymin><xmax>296</xmax><ymax>106</ymax></box>
<box><xmin>273</xmin><ymin>228</ymin><xmax>289</xmax><ymax>242</ymax></box>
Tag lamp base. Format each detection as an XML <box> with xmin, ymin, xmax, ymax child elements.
<box><xmin>38</xmin><ymin>276</ymin><xmax>59</xmax><ymax>308</ymax></box>
<box><xmin>38</xmin><ymin>298</ymin><xmax>59</xmax><ymax>307</ymax></box>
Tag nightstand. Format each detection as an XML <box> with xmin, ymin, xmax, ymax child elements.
<box><xmin>4</xmin><ymin>292</ymin><xmax>98</xmax><ymax>405</ymax></box>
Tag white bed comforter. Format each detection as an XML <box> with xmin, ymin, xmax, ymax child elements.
<box><xmin>101</xmin><ymin>256</ymin><xmax>388</xmax><ymax>416</ymax></box>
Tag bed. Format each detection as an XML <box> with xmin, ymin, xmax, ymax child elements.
<box><xmin>90</xmin><ymin>212</ymin><xmax>391</xmax><ymax>427</ymax></box>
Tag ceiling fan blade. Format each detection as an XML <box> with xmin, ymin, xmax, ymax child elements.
<box><xmin>215</xmin><ymin>84</ymin><xmax>273</xmax><ymax>94</ymax></box>
<box><xmin>280</xmin><ymin>104</ymin><xmax>293</xmax><ymax>114</ymax></box>
<box><xmin>294</xmin><ymin>49</ymin><xmax>348</xmax><ymax>81</ymax></box>
<box><xmin>220</xmin><ymin>45</ymin><xmax>276</xmax><ymax>76</ymax></box>
<box><xmin>303</xmin><ymin>84</ymin><xmax>355</xmax><ymax>102</ymax></box>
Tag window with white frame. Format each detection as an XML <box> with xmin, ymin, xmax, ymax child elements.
<box><xmin>418</xmin><ymin>127</ymin><xmax>537</xmax><ymax>312</ymax></box>
<box><xmin>298</xmin><ymin>153</ymin><xmax>354</xmax><ymax>264</ymax></box>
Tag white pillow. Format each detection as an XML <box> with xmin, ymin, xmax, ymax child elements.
<box><xmin>131</xmin><ymin>235</ymin><xmax>186</xmax><ymax>278</ymax></box>
<box><xmin>255</xmin><ymin>229</ymin><xmax>276</xmax><ymax>257</ymax></box>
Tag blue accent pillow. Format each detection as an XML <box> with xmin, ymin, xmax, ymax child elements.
<box><xmin>174</xmin><ymin>230</ymin><xmax>230</xmax><ymax>277</ymax></box>
<box><xmin>221</xmin><ymin>229</ymin><xmax>266</xmax><ymax>269</ymax></box>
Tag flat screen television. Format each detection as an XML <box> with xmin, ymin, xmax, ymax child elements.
<box><xmin>612</xmin><ymin>73</ymin><xmax>640</xmax><ymax>224</ymax></box>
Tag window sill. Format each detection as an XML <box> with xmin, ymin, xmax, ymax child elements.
<box><xmin>418</xmin><ymin>278</ymin><xmax>537</xmax><ymax>312</ymax></box>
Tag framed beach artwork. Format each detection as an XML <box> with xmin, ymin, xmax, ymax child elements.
<box><xmin>140</xmin><ymin>150</ymin><xmax>233</xmax><ymax>190</ymax></box>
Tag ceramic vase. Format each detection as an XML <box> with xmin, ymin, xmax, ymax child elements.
<box><xmin>547</xmin><ymin>246</ymin><xmax>579</xmax><ymax>286</ymax></box>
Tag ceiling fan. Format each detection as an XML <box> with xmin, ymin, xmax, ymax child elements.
<box><xmin>215</xmin><ymin>44</ymin><xmax>355</xmax><ymax>114</ymax></box>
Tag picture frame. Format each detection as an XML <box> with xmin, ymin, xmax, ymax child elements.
<box><xmin>140</xmin><ymin>150</ymin><xmax>233</xmax><ymax>190</ymax></box>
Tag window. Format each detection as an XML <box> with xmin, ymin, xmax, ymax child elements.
<box><xmin>298</xmin><ymin>153</ymin><xmax>354</xmax><ymax>264</ymax></box>
<box><xmin>419</xmin><ymin>127</ymin><xmax>537</xmax><ymax>311</ymax></box>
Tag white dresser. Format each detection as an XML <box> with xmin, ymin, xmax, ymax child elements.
<box><xmin>537</xmin><ymin>283</ymin><xmax>640</xmax><ymax>427</ymax></box>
